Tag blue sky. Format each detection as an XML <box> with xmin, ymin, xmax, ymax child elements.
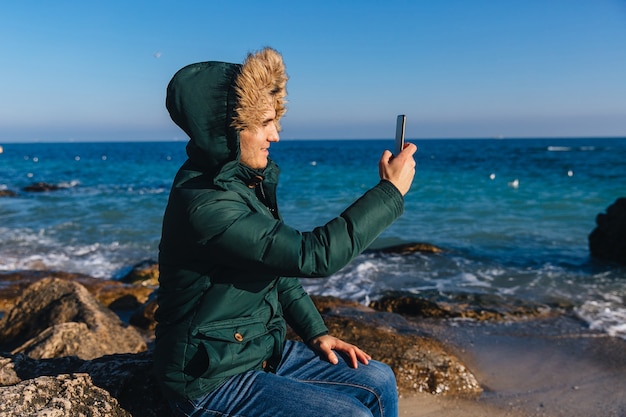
<box><xmin>1</xmin><ymin>0</ymin><xmax>625</xmax><ymax>142</ymax></box>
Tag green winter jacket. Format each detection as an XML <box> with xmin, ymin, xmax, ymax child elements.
<box><xmin>154</xmin><ymin>60</ymin><xmax>405</xmax><ymax>400</ymax></box>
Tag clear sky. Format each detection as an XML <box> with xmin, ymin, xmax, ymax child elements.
<box><xmin>1</xmin><ymin>0</ymin><xmax>625</xmax><ymax>142</ymax></box>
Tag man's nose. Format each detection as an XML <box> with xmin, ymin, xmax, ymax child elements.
<box><xmin>268</xmin><ymin>124</ymin><xmax>280</xmax><ymax>142</ymax></box>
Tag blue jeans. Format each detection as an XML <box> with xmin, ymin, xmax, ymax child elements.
<box><xmin>168</xmin><ymin>340</ymin><xmax>398</xmax><ymax>417</ymax></box>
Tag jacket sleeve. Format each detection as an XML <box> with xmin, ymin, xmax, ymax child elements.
<box><xmin>193</xmin><ymin>179</ymin><xmax>404</xmax><ymax>278</ymax></box>
<box><xmin>276</xmin><ymin>277</ymin><xmax>328</xmax><ymax>342</ymax></box>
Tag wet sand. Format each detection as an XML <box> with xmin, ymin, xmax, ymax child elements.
<box><xmin>398</xmin><ymin>315</ymin><xmax>626</xmax><ymax>416</ymax></box>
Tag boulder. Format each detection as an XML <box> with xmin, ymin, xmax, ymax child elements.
<box><xmin>370</xmin><ymin>290</ymin><xmax>555</xmax><ymax>321</ymax></box>
<box><xmin>0</xmin><ymin>270</ymin><xmax>153</xmax><ymax>314</ymax></box>
<box><xmin>293</xmin><ymin>296</ymin><xmax>482</xmax><ymax>397</ymax></box>
<box><xmin>119</xmin><ymin>259</ymin><xmax>160</xmax><ymax>287</ymax></box>
<box><xmin>129</xmin><ymin>292</ymin><xmax>159</xmax><ymax>332</ymax></box>
<box><xmin>0</xmin><ymin>278</ymin><xmax>147</xmax><ymax>359</ymax></box>
<box><xmin>366</xmin><ymin>241</ymin><xmax>445</xmax><ymax>255</ymax></box>
<box><xmin>0</xmin><ymin>351</ymin><xmax>169</xmax><ymax>417</ymax></box>
<box><xmin>321</xmin><ymin>314</ymin><xmax>481</xmax><ymax>396</ymax></box>
<box><xmin>0</xmin><ymin>189</ymin><xmax>17</xmax><ymax>197</ymax></box>
<box><xmin>589</xmin><ymin>197</ymin><xmax>626</xmax><ymax>265</ymax></box>
<box><xmin>0</xmin><ymin>372</ymin><xmax>132</xmax><ymax>417</ymax></box>
<box><xmin>23</xmin><ymin>182</ymin><xmax>60</xmax><ymax>192</ymax></box>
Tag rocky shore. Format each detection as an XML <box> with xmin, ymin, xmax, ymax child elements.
<box><xmin>0</xmin><ymin>263</ymin><xmax>485</xmax><ymax>416</ymax></box>
<box><xmin>3</xmin><ymin>261</ymin><xmax>624</xmax><ymax>417</ymax></box>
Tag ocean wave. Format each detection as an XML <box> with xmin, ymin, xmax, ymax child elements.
<box><xmin>547</xmin><ymin>146</ymin><xmax>572</xmax><ymax>152</ymax></box>
<box><xmin>299</xmin><ymin>252</ymin><xmax>626</xmax><ymax>341</ymax></box>
<box><xmin>0</xmin><ymin>227</ymin><xmax>149</xmax><ymax>279</ymax></box>
<box><xmin>575</xmin><ymin>300</ymin><xmax>626</xmax><ymax>340</ymax></box>
<box><xmin>2</xmin><ymin>226</ymin><xmax>625</xmax><ymax>342</ymax></box>
<box><xmin>547</xmin><ymin>145</ymin><xmax>597</xmax><ymax>152</ymax></box>
<box><xmin>0</xmin><ymin>247</ymin><xmax>127</xmax><ymax>279</ymax></box>
<box><xmin>57</xmin><ymin>179</ymin><xmax>80</xmax><ymax>188</ymax></box>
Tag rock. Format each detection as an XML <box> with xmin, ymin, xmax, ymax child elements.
<box><xmin>0</xmin><ymin>189</ymin><xmax>17</xmax><ymax>197</ymax></box>
<box><xmin>0</xmin><ymin>270</ymin><xmax>154</xmax><ymax>315</ymax></box>
<box><xmin>119</xmin><ymin>259</ymin><xmax>160</xmax><ymax>287</ymax></box>
<box><xmin>309</xmin><ymin>295</ymin><xmax>364</xmax><ymax>311</ymax></box>
<box><xmin>296</xmin><ymin>295</ymin><xmax>483</xmax><ymax>397</ymax></box>
<box><xmin>370</xmin><ymin>290</ymin><xmax>554</xmax><ymax>321</ymax></box>
<box><xmin>367</xmin><ymin>241</ymin><xmax>445</xmax><ymax>255</ymax></box>
<box><xmin>0</xmin><ymin>373</ymin><xmax>132</xmax><ymax>417</ymax></box>
<box><xmin>589</xmin><ymin>197</ymin><xmax>626</xmax><ymax>265</ymax></box>
<box><xmin>129</xmin><ymin>292</ymin><xmax>159</xmax><ymax>332</ymax></box>
<box><xmin>322</xmin><ymin>314</ymin><xmax>482</xmax><ymax>397</ymax></box>
<box><xmin>0</xmin><ymin>356</ymin><xmax>20</xmax><ymax>386</ymax></box>
<box><xmin>0</xmin><ymin>351</ymin><xmax>169</xmax><ymax>417</ymax></box>
<box><xmin>23</xmin><ymin>182</ymin><xmax>60</xmax><ymax>192</ymax></box>
<box><xmin>0</xmin><ymin>278</ymin><xmax>147</xmax><ymax>359</ymax></box>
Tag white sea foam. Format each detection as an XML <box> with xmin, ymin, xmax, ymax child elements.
<box><xmin>547</xmin><ymin>146</ymin><xmax>571</xmax><ymax>151</ymax></box>
<box><xmin>0</xmin><ymin>227</ymin><xmax>143</xmax><ymax>279</ymax></box>
<box><xmin>0</xmin><ymin>248</ymin><xmax>125</xmax><ymax>279</ymax></box>
<box><xmin>457</xmin><ymin>271</ymin><xmax>491</xmax><ymax>288</ymax></box>
<box><xmin>57</xmin><ymin>179</ymin><xmax>80</xmax><ymax>188</ymax></box>
<box><xmin>575</xmin><ymin>300</ymin><xmax>626</xmax><ymax>340</ymax></box>
<box><xmin>301</xmin><ymin>258</ymin><xmax>383</xmax><ymax>303</ymax></box>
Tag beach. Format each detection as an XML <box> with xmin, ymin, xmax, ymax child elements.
<box><xmin>397</xmin><ymin>315</ymin><xmax>626</xmax><ymax>417</ymax></box>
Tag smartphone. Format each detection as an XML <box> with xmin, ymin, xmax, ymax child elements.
<box><xmin>394</xmin><ymin>115</ymin><xmax>406</xmax><ymax>155</ymax></box>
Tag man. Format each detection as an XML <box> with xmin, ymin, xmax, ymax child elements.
<box><xmin>155</xmin><ymin>47</ymin><xmax>416</xmax><ymax>417</ymax></box>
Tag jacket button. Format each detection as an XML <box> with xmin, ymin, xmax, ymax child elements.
<box><xmin>234</xmin><ymin>332</ymin><xmax>244</xmax><ymax>342</ymax></box>
<box><xmin>262</xmin><ymin>360</ymin><xmax>268</xmax><ymax>369</ymax></box>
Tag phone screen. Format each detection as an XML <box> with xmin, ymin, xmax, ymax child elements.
<box><xmin>395</xmin><ymin>115</ymin><xmax>406</xmax><ymax>155</ymax></box>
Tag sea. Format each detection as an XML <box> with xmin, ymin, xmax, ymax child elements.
<box><xmin>1</xmin><ymin>138</ymin><xmax>625</xmax><ymax>340</ymax></box>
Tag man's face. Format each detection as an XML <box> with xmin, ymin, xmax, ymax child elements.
<box><xmin>239</xmin><ymin>107</ymin><xmax>279</xmax><ymax>170</ymax></box>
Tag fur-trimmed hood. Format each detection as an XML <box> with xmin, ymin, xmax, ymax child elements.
<box><xmin>165</xmin><ymin>48</ymin><xmax>288</xmax><ymax>176</ymax></box>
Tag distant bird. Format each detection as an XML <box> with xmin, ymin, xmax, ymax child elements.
<box><xmin>508</xmin><ymin>179</ymin><xmax>519</xmax><ymax>188</ymax></box>
<box><xmin>153</xmin><ymin>51</ymin><xmax>162</xmax><ymax>59</ymax></box>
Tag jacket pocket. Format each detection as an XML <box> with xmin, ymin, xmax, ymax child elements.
<box><xmin>190</xmin><ymin>316</ymin><xmax>273</xmax><ymax>379</ymax></box>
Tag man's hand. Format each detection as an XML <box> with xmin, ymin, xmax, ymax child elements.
<box><xmin>308</xmin><ymin>334</ymin><xmax>371</xmax><ymax>368</ymax></box>
<box><xmin>379</xmin><ymin>143</ymin><xmax>417</xmax><ymax>196</ymax></box>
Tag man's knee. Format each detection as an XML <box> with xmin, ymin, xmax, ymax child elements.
<box><xmin>368</xmin><ymin>360</ymin><xmax>397</xmax><ymax>387</ymax></box>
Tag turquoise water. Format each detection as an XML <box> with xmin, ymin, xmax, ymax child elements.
<box><xmin>1</xmin><ymin>138</ymin><xmax>625</xmax><ymax>338</ymax></box>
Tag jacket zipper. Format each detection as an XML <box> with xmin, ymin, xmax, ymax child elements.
<box><xmin>257</xmin><ymin>182</ymin><xmax>278</xmax><ymax>219</ymax></box>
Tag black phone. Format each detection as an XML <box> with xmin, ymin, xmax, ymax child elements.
<box><xmin>395</xmin><ymin>115</ymin><xmax>406</xmax><ymax>155</ymax></box>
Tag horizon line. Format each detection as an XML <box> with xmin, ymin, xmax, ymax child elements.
<box><xmin>2</xmin><ymin>135</ymin><xmax>626</xmax><ymax>145</ymax></box>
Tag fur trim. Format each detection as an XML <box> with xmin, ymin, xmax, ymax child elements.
<box><xmin>232</xmin><ymin>47</ymin><xmax>288</xmax><ymax>132</ymax></box>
